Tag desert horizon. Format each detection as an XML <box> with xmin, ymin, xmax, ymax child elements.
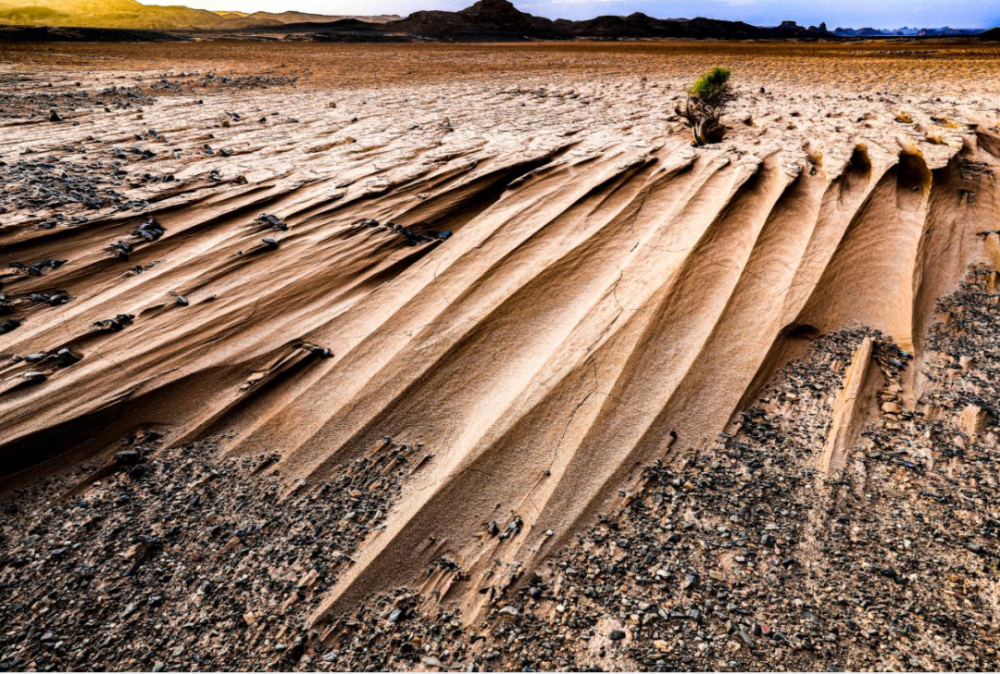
<box><xmin>3</xmin><ymin>2</ymin><xmax>1000</xmax><ymax>673</ymax></box>
<box><xmin>0</xmin><ymin>0</ymin><xmax>994</xmax><ymax>36</ymax></box>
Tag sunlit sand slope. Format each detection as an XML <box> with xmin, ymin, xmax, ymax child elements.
<box><xmin>1</xmin><ymin>42</ymin><xmax>999</xmax><ymax>627</ymax></box>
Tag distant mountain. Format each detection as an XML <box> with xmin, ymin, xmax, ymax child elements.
<box><xmin>980</xmin><ymin>27</ymin><xmax>1000</xmax><ymax>40</ymax></box>
<box><xmin>834</xmin><ymin>25</ymin><xmax>983</xmax><ymax>36</ymax></box>
<box><xmin>0</xmin><ymin>0</ymin><xmax>259</xmax><ymax>29</ymax></box>
<box><xmin>0</xmin><ymin>0</ymin><xmax>396</xmax><ymax>30</ymax></box>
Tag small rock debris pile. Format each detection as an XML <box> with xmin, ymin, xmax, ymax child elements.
<box><xmin>0</xmin><ymin>85</ymin><xmax>153</xmax><ymax>121</ymax></box>
<box><xmin>0</xmin><ymin>72</ymin><xmax>297</xmax><ymax>125</ymax></box>
<box><xmin>0</xmin><ymin>157</ymin><xmax>130</xmax><ymax>217</ymax></box>
<box><xmin>0</xmin><ymin>439</ymin><xmax>416</xmax><ymax>672</ymax></box>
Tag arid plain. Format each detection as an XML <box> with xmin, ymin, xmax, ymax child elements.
<box><xmin>3</xmin><ymin>40</ymin><xmax>1000</xmax><ymax>671</ymax></box>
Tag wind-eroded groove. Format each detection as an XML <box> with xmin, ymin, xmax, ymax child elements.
<box><xmin>302</xmin><ymin>141</ymin><xmax>999</xmax><ymax>627</ymax></box>
<box><xmin>1</xmin><ymin>103</ymin><xmax>996</xmax><ymax>635</ymax></box>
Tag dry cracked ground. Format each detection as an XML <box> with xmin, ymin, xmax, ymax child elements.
<box><xmin>2</xmin><ymin>40</ymin><xmax>1000</xmax><ymax>671</ymax></box>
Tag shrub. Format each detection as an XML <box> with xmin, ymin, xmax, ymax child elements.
<box><xmin>677</xmin><ymin>66</ymin><xmax>736</xmax><ymax>146</ymax></box>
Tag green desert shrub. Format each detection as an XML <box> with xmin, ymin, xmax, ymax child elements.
<box><xmin>677</xmin><ymin>66</ymin><xmax>736</xmax><ymax>146</ymax></box>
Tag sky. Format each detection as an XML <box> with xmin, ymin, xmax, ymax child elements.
<box><xmin>176</xmin><ymin>0</ymin><xmax>1000</xmax><ymax>28</ymax></box>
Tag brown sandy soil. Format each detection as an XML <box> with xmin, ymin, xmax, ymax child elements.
<box><xmin>2</xmin><ymin>40</ymin><xmax>1000</xmax><ymax>671</ymax></box>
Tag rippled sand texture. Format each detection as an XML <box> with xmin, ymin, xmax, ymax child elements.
<box><xmin>2</xmin><ymin>41</ymin><xmax>1000</xmax><ymax>626</ymax></box>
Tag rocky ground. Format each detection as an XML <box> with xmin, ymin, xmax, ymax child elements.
<box><xmin>331</xmin><ymin>270</ymin><xmax>1000</xmax><ymax>672</ymax></box>
<box><xmin>0</xmin><ymin>439</ymin><xmax>418</xmax><ymax>671</ymax></box>
<box><xmin>5</xmin><ymin>268</ymin><xmax>1000</xmax><ymax>671</ymax></box>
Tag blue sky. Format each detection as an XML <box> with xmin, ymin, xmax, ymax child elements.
<box><xmin>177</xmin><ymin>0</ymin><xmax>999</xmax><ymax>28</ymax></box>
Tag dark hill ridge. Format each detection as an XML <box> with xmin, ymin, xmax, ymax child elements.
<box><xmin>560</xmin><ymin>12</ymin><xmax>830</xmax><ymax>39</ymax></box>
<box><xmin>242</xmin><ymin>10</ymin><xmax>400</xmax><ymax>24</ymax></box>
<box><xmin>380</xmin><ymin>0</ymin><xmax>564</xmax><ymax>39</ymax></box>
<box><xmin>293</xmin><ymin>0</ymin><xmax>836</xmax><ymax>41</ymax></box>
<box><xmin>0</xmin><ymin>22</ymin><xmax>187</xmax><ymax>40</ymax></box>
